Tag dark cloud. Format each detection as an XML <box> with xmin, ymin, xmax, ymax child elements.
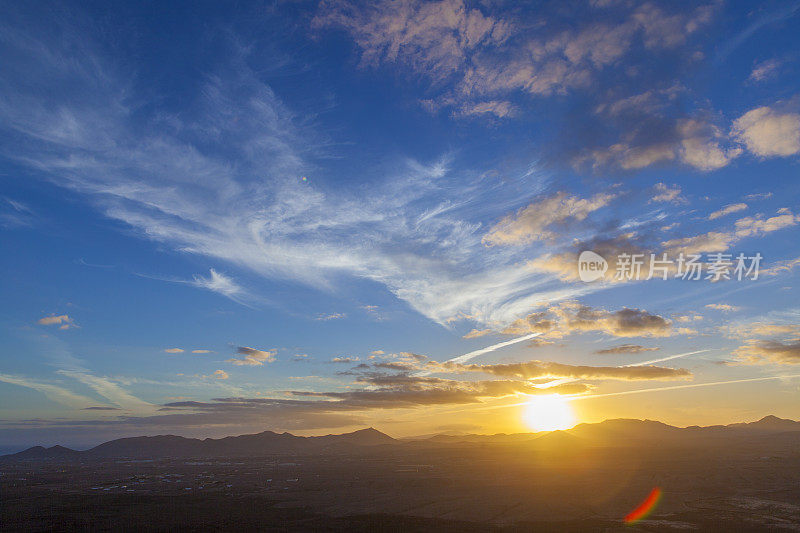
<box><xmin>227</xmin><ymin>346</ymin><xmax>276</xmax><ymax>366</ymax></box>
<box><xmin>503</xmin><ymin>301</ymin><xmax>676</xmax><ymax>339</ymax></box>
<box><xmin>595</xmin><ymin>344</ymin><xmax>660</xmax><ymax>354</ymax></box>
<box><xmin>289</xmin><ymin>379</ymin><xmax>589</xmax><ymax>406</ymax></box>
<box><xmin>458</xmin><ymin>360</ymin><xmax>690</xmax><ymax>381</ymax></box>
<box><xmin>734</xmin><ymin>339</ymin><xmax>800</xmax><ymax>365</ymax></box>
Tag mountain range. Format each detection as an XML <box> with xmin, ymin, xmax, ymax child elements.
<box><xmin>3</xmin><ymin>416</ymin><xmax>799</xmax><ymax>461</ymax></box>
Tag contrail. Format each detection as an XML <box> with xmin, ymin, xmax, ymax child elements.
<box><xmin>476</xmin><ymin>373</ymin><xmax>800</xmax><ymax>412</ymax></box>
<box><xmin>416</xmin><ymin>332</ymin><xmax>542</xmax><ymax>377</ymax></box>
<box><xmin>445</xmin><ymin>333</ymin><xmax>541</xmax><ymax>365</ymax></box>
<box><xmin>625</xmin><ymin>349</ymin><xmax>710</xmax><ymax>367</ymax></box>
<box><xmin>568</xmin><ymin>374</ymin><xmax>800</xmax><ymax>402</ymax></box>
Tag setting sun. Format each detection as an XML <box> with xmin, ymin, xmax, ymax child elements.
<box><xmin>522</xmin><ymin>395</ymin><xmax>576</xmax><ymax>432</ymax></box>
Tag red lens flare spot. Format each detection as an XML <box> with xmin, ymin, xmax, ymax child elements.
<box><xmin>624</xmin><ymin>487</ymin><xmax>662</xmax><ymax>524</ymax></box>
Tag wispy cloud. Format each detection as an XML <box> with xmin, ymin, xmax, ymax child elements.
<box><xmin>0</xmin><ymin>373</ymin><xmax>95</xmax><ymax>409</ymax></box>
<box><xmin>56</xmin><ymin>370</ymin><xmax>154</xmax><ymax>413</ymax></box>
<box><xmin>0</xmin><ymin>19</ymin><xmax>601</xmax><ymax>327</ymax></box>
<box><xmin>192</xmin><ymin>269</ymin><xmax>250</xmax><ymax>305</ymax></box>
<box><xmin>316</xmin><ymin>312</ymin><xmax>346</xmax><ymax>321</ymax></box>
<box><xmin>709</xmin><ymin>203</ymin><xmax>747</xmax><ymax>220</ymax></box>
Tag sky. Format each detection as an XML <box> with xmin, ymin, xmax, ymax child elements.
<box><xmin>1</xmin><ymin>0</ymin><xmax>800</xmax><ymax>450</ymax></box>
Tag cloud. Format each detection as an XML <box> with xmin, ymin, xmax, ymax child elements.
<box><xmin>528</xmin><ymin>233</ymin><xmax>651</xmax><ymax>283</ymax></box>
<box><xmin>734</xmin><ymin>208</ymin><xmax>800</xmax><ymax>238</ymax></box>
<box><xmin>191</xmin><ymin>349</ymin><xmax>212</xmax><ymax>354</ymax></box>
<box><xmin>227</xmin><ymin>346</ymin><xmax>277</xmax><ymax>366</ymax></box>
<box><xmin>289</xmin><ymin>379</ymin><xmax>589</xmax><ymax>406</ymax></box>
<box><xmin>734</xmin><ymin>339</ymin><xmax>800</xmax><ymax>365</ymax></box>
<box><xmin>594</xmin><ymin>344</ymin><xmax>660</xmax><ymax>354</ymax></box>
<box><xmin>482</xmin><ymin>191</ymin><xmax>616</xmax><ymax>246</ymax></box>
<box><xmin>3</xmin><ymin>398</ymin><xmax>369</xmax><ymax>443</ymax></box>
<box><xmin>723</xmin><ymin>322</ymin><xmax>800</xmax><ymax>339</ymax></box>
<box><xmin>457</xmin><ymin>360</ymin><xmax>691</xmax><ymax>381</ymax></box>
<box><xmin>649</xmin><ymin>182</ymin><xmax>685</xmax><ymax>204</ymax></box>
<box><xmin>581</xmin><ymin>142</ymin><xmax>675</xmax><ymax>170</ymax></box>
<box><xmin>744</xmin><ymin>192</ymin><xmax>773</xmax><ymax>201</ymax></box>
<box><xmin>164</xmin><ymin>348</ymin><xmax>185</xmax><ymax>354</ymax></box>
<box><xmin>314</xmin><ymin>0</ymin><xmax>510</xmax><ymax>80</ymax></box>
<box><xmin>331</xmin><ymin>356</ymin><xmax>359</xmax><ymax>363</ymax></box>
<box><xmin>732</xmin><ymin>106</ymin><xmax>800</xmax><ymax>157</ymax></box>
<box><xmin>661</xmin><ymin>207</ymin><xmax>798</xmax><ymax>257</ymax></box>
<box><xmin>0</xmin><ymin>20</ymin><xmax>605</xmax><ymax>328</ymax></box>
<box><xmin>56</xmin><ymin>370</ymin><xmax>153</xmax><ymax>412</ymax></box>
<box><xmin>676</xmin><ymin>118</ymin><xmax>742</xmax><ymax>171</ymax></box>
<box><xmin>192</xmin><ymin>269</ymin><xmax>248</xmax><ymax>304</ymax></box>
<box><xmin>709</xmin><ymin>203</ymin><xmax>747</xmax><ymax>220</ymax></box>
<box><xmin>579</xmin><ymin>117</ymin><xmax>741</xmax><ymax>172</ymax></box>
<box><xmin>748</xmin><ymin>59</ymin><xmax>781</xmax><ymax>82</ymax></box>
<box><xmin>762</xmin><ymin>256</ymin><xmax>800</xmax><ymax>276</ymax></box>
<box><xmin>0</xmin><ymin>373</ymin><xmax>95</xmax><ymax>409</ymax></box>
<box><xmin>316</xmin><ymin>0</ymin><xmax>715</xmax><ymax>116</ymax></box>
<box><xmin>503</xmin><ymin>301</ymin><xmax>676</xmax><ymax>339</ymax></box>
<box><xmin>213</xmin><ymin>370</ymin><xmax>229</xmax><ymax>380</ymax></box>
<box><xmin>456</xmin><ymin>100</ymin><xmax>515</xmax><ymax>118</ymax></box>
<box><xmin>37</xmin><ymin>314</ymin><xmax>76</xmax><ymax>329</ymax></box>
<box><xmin>705</xmin><ymin>303</ymin><xmax>740</xmax><ymax>312</ymax></box>
<box><xmin>316</xmin><ymin>312</ymin><xmax>346</xmax><ymax>321</ymax></box>
<box><xmin>661</xmin><ymin>231</ymin><xmax>736</xmax><ymax>256</ymax></box>
<box><xmin>1</xmin><ymin>197</ymin><xmax>36</xmax><ymax>228</ymax></box>
<box><xmin>463</xmin><ymin>328</ymin><xmax>492</xmax><ymax>339</ymax></box>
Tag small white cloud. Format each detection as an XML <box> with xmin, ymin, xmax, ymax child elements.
<box><xmin>164</xmin><ymin>348</ymin><xmax>185</xmax><ymax>354</ymax></box>
<box><xmin>331</xmin><ymin>356</ymin><xmax>359</xmax><ymax>363</ymax></box>
<box><xmin>734</xmin><ymin>208</ymin><xmax>800</xmax><ymax>238</ymax></box>
<box><xmin>213</xmin><ymin>369</ymin><xmax>229</xmax><ymax>380</ymax></box>
<box><xmin>191</xmin><ymin>349</ymin><xmax>212</xmax><ymax>354</ymax></box>
<box><xmin>650</xmin><ymin>183</ymin><xmax>686</xmax><ymax>204</ymax></box>
<box><xmin>37</xmin><ymin>314</ymin><xmax>76</xmax><ymax>329</ymax></box>
<box><xmin>732</xmin><ymin>106</ymin><xmax>800</xmax><ymax>157</ymax></box>
<box><xmin>316</xmin><ymin>312</ymin><xmax>346</xmax><ymax>321</ymax></box>
<box><xmin>708</xmin><ymin>203</ymin><xmax>747</xmax><ymax>220</ymax></box>
<box><xmin>677</xmin><ymin>119</ymin><xmax>741</xmax><ymax>171</ymax></box>
<box><xmin>743</xmin><ymin>192</ymin><xmax>773</xmax><ymax>201</ymax></box>
<box><xmin>705</xmin><ymin>303</ymin><xmax>740</xmax><ymax>312</ymax></box>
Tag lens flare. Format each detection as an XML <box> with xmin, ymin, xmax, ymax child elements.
<box><xmin>522</xmin><ymin>394</ymin><xmax>576</xmax><ymax>431</ymax></box>
<box><xmin>624</xmin><ymin>487</ymin><xmax>662</xmax><ymax>524</ymax></box>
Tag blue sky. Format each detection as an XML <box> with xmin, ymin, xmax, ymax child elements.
<box><xmin>1</xmin><ymin>0</ymin><xmax>800</xmax><ymax>449</ymax></box>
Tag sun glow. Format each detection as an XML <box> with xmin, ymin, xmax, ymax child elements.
<box><xmin>522</xmin><ymin>394</ymin><xmax>576</xmax><ymax>431</ymax></box>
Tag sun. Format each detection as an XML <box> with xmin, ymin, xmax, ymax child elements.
<box><xmin>522</xmin><ymin>394</ymin><xmax>576</xmax><ymax>432</ymax></box>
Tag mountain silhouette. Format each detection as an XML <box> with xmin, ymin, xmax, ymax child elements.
<box><xmin>3</xmin><ymin>427</ymin><xmax>396</xmax><ymax>460</ymax></box>
<box><xmin>4</xmin><ymin>416</ymin><xmax>799</xmax><ymax>461</ymax></box>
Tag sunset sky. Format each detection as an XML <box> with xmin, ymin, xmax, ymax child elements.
<box><xmin>1</xmin><ymin>0</ymin><xmax>799</xmax><ymax>449</ymax></box>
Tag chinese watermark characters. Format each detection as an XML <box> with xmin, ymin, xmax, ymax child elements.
<box><xmin>577</xmin><ymin>251</ymin><xmax>762</xmax><ymax>282</ymax></box>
